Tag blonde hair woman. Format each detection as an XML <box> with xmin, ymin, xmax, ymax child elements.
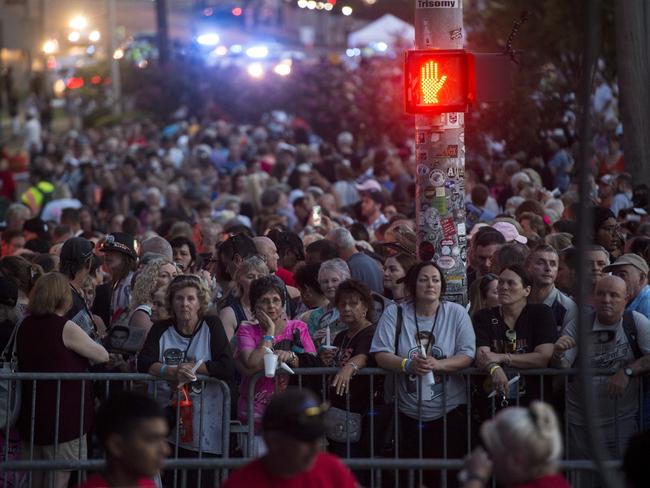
<box><xmin>129</xmin><ymin>258</ymin><xmax>177</xmax><ymax>334</ymax></box>
<box><xmin>219</xmin><ymin>256</ymin><xmax>269</xmax><ymax>343</ymax></box>
<box><xmin>17</xmin><ymin>273</ymin><xmax>109</xmax><ymax>488</ymax></box>
<box><xmin>138</xmin><ymin>274</ymin><xmax>234</xmax><ymax>487</ymax></box>
<box><xmin>459</xmin><ymin>401</ymin><xmax>569</xmax><ymax>487</ymax></box>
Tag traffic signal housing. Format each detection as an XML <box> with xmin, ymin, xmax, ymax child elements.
<box><xmin>404</xmin><ymin>49</ymin><xmax>475</xmax><ymax>114</ymax></box>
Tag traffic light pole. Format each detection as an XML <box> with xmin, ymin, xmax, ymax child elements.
<box><xmin>414</xmin><ymin>1</ymin><xmax>467</xmax><ymax>305</ymax></box>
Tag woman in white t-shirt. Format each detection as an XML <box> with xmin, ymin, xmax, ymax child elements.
<box><xmin>371</xmin><ymin>261</ymin><xmax>476</xmax><ymax>488</ymax></box>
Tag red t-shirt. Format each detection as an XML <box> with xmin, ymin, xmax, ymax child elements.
<box><xmin>222</xmin><ymin>452</ymin><xmax>358</xmax><ymax>488</ymax></box>
<box><xmin>275</xmin><ymin>267</ymin><xmax>296</xmax><ymax>287</ymax></box>
<box><xmin>516</xmin><ymin>474</ymin><xmax>572</xmax><ymax>488</ymax></box>
<box><xmin>77</xmin><ymin>474</ymin><xmax>157</xmax><ymax>488</ymax></box>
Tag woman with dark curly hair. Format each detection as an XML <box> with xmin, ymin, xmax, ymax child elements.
<box><xmin>320</xmin><ymin>279</ymin><xmax>379</xmax><ymax>485</ymax></box>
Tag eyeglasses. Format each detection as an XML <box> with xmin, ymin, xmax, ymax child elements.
<box><xmin>257</xmin><ymin>296</ymin><xmax>283</xmax><ymax>306</ymax></box>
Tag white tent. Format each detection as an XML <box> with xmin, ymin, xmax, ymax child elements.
<box><xmin>348</xmin><ymin>14</ymin><xmax>415</xmax><ymax>47</ymax></box>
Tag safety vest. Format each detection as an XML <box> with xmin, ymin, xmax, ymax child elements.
<box><xmin>21</xmin><ymin>181</ymin><xmax>54</xmax><ymax>216</ymax></box>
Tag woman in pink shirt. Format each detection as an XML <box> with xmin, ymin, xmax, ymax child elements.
<box><xmin>236</xmin><ymin>276</ymin><xmax>317</xmax><ymax>453</ymax></box>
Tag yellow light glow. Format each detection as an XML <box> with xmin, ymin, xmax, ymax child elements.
<box><xmin>53</xmin><ymin>79</ymin><xmax>67</xmax><ymax>97</ymax></box>
<box><xmin>69</xmin><ymin>15</ymin><xmax>88</xmax><ymax>30</ymax></box>
<box><xmin>43</xmin><ymin>39</ymin><xmax>58</xmax><ymax>54</ymax></box>
<box><xmin>113</xmin><ymin>48</ymin><xmax>124</xmax><ymax>60</ymax></box>
<box><xmin>247</xmin><ymin>62</ymin><xmax>264</xmax><ymax>78</ymax></box>
<box><xmin>421</xmin><ymin>61</ymin><xmax>447</xmax><ymax>104</ymax></box>
<box><xmin>342</xmin><ymin>6</ymin><xmax>353</xmax><ymax>15</ymax></box>
<box><xmin>88</xmin><ymin>30</ymin><xmax>101</xmax><ymax>42</ymax></box>
<box><xmin>274</xmin><ymin>62</ymin><xmax>291</xmax><ymax>76</ymax></box>
<box><xmin>68</xmin><ymin>31</ymin><xmax>81</xmax><ymax>43</ymax></box>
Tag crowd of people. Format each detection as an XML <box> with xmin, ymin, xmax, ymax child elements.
<box><xmin>0</xmin><ymin>106</ymin><xmax>649</xmax><ymax>488</ymax></box>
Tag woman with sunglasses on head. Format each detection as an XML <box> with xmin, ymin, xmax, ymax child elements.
<box><xmin>138</xmin><ymin>274</ymin><xmax>235</xmax><ymax>488</ymax></box>
<box><xmin>468</xmin><ymin>273</ymin><xmax>499</xmax><ymax>319</ymax></box>
<box><xmin>371</xmin><ymin>261</ymin><xmax>476</xmax><ymax>488</ymax></box>
<box><xmin>472</xmin><ymin>266</ymin><xmax>557</xmax><ymax>410</ymax></box>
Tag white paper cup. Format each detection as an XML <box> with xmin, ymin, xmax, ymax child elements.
<box><xmin>422</xmin><ymin>371</ymin><xmax>436</xmax><ymax>387</ymax></box>
<box><xmin>264</xmin><ymin>354</ymin><xmax>278</xmax><ymax>378</ymax></box>
<box><xmin>321</xmin><ymin>345</ymin><xmax>338</xmax><ymax>351</ymax></box>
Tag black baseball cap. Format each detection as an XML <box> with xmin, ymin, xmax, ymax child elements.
<box><xmin>365</xmin><ymin>190</ymin><xmax>386</xmax><ymax>207</ymax></box>
<box><xmin>23</xmin><ymin>218</ymin><xmax>49</xmax><ymax>237</ymax></box>
<box><xmin>60</xmin><ymin>237</ymin><xmax>95</xmax><ymax>265</ymax></box>
<box><xmin>262</xmin><ymin>388</ymin><xmax>328</xmax><ymax>442</ymax></box>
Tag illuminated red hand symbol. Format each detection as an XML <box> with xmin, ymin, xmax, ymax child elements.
<box><xmin>421</xmin><ymin>61</ymin><xmax>447</xmax><ymax>104</ymax></box>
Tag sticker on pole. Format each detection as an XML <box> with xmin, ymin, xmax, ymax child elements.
<box><xmin>416</xmin><ymin>0</ymin><xmax>460</xmax><ymax>8</ymax></box>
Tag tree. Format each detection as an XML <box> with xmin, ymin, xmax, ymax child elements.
<box><xmin>615</xmin><ymin>1</ymin><xmax>650</xmax><ymax>184</ymax></box>
<box><xmin>463</xmin><ymin>0</ymin><xmax>617</xmax><ymax>158</ymax></box>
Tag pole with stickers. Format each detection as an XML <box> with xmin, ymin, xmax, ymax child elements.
<box><xmin>407</xmin><ymin>0</ymin><xmax>512</xmax><ymax>305</ymax></box>
<box><xmin>410</xmin><ymin>0</ymin><xmax>468</xmax><ymax>305</ymax></box>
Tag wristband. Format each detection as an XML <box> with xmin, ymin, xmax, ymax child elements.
<box><xmin>263</xmin><ymin>335</ymin><xmax>274</xmax><ymax>342</ymax></box>
<box><xmin>488</xmin><ymin>364</ymin><xmax>502</xmax><ymax>376</ymax></box>
<box><xmin>458</xmin><ymin>469</ymin><xmax>488</xmax><ymax>484</ymax></box>
<box><xmin>400</xmin><ymin>358</ymin><xmax>408</xmax><ymax>372</ymax></box>
<box><xmin>159</xmin><ymin>364</ymin><xmax>168</xmax><ymax>378</ymax></box>
<box><xmin>348</xmin><ymin>362</ymin><xmax>359</xmax><ymax>374</ymax></box>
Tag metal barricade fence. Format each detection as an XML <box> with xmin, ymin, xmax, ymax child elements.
<box><xmin>1</xmin><ymin>369</ymin><xmax>641</xmax><ymax>487</ymax></box>
<box><xmin>0</xmin><ymin>372</ymin><xmax>232</xmax><ymax>488</ymax></box>
<box><xmin>245</xmin><ymin>367</ymin><xmax>639</xmax><ymax>488</ymax></box>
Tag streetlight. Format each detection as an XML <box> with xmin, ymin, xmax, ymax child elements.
<box><xmin>68</xmin><ymin>31</ymin><xmax>81</xmax><ymax>42</ymax></box>
<box><xmin>89</xmin><ymin>30</ymin><xmax>101</xmax><ymax>42</ymax></box>
<box><xmin>247</xmin><ymin>62</ymin><xmax>264</xmax><ymax>79</ymax></box>
<box><xmin>42</xmin><ymin>39</ymin><xmax>58</xmax><ymax>54</ymax></box>
<box><xmin>197</xmin><ymin>33</ymin><xmax>220</xmax><ymax>46</ymax></box>
<box><xmin>69</xmin><ymin>15</ymin><xmax>88</xmax><ymax>30</ymax></box>
<box><xmin>342</xmin><ymin>5</ymin><xmax>353</xmax><ymax>15</ymax></box>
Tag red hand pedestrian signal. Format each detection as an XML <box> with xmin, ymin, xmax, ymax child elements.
<box><xmin>421</xmin><ymin>61</ymin><xmax>447</xmax><ymax>104</ymax></box>
<box><xmin>405</xmin><ymin>50</ymin><xmax>475</xmax><ymax>114</ymax></box>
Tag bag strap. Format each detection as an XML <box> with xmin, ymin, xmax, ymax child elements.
<box><xmin>393</xmin><ymin>305</ymin><xmax>403</xmax><ymax>355</ymax></box>
<box><xmin>622</xmin><ymin>310</ymin><xmax>642</xmax><ymax>360</ymax></box>
<box><xmin>1</xmin><ymin>317</ymin><xmax>23</xmax><ymax>363</ymax></box>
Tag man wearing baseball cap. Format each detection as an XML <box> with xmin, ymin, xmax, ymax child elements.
<box><xmin>60</xmin><ymin>237</ymin><xmax>103</xmax><ymax>340</ymax></box>
<box><xmin>222</xmin><ymin>388</ymin><xmax>357</xmax><ymax>487</ymax></box>
<box><xmin>604</xmin><ymin>253</ymin><xmax>650</xmax><ymax>319</ymax></box>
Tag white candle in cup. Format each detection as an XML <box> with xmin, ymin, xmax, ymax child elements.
<box><xmin>325</xmin><ymin>326</ymin><xmax>331</xmax><ymax>346</ymax></box>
